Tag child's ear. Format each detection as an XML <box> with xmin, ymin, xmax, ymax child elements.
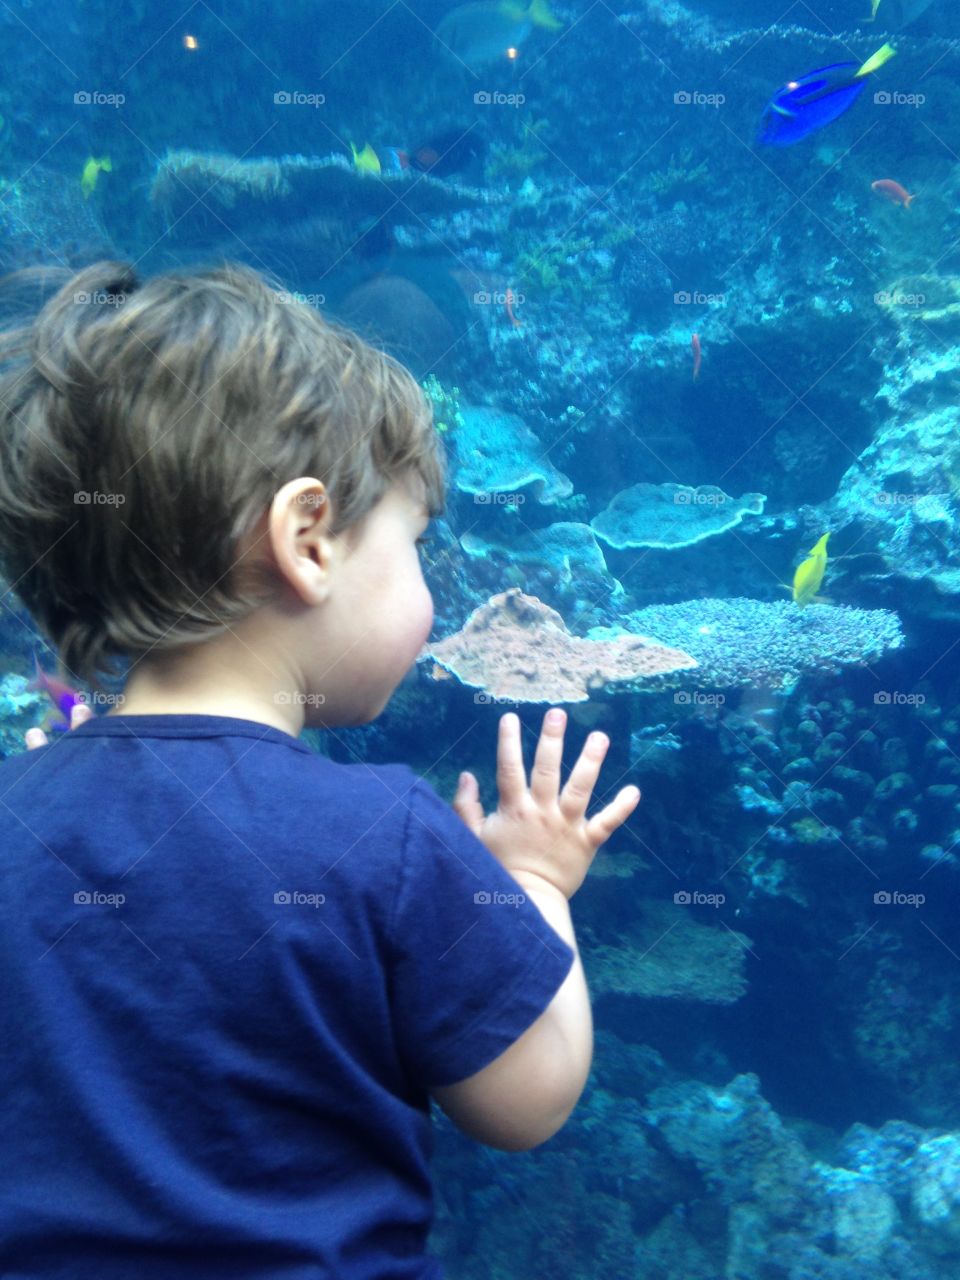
<box><xmin>268</xmin><ymin>478</ymin><xmax>335</xmax><ymax>605</ymax></box>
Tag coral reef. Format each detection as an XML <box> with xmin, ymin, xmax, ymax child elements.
<box><xmin>458</xmin><ymin>522</ymin><xmax>622</xmax><ymax>623</ymax></box>
<box><xmin>449</xmin><ymin>404</ymin><xmax>573</xmax><ymax>505</ymax></box>
<box><xmin>590</xmin><ymin>483</ymin><xmax>767</xmax><ymax>550</ymax></box>
<box><xmin>829</xmin><ymin>405</ymin><xmax>960</xmax><ymax>608</ymax></box>
<box><xmin>432</xmin><ymin>1060</ymin><xmax>956</xmax><ymax>1278</ymax></box>
<box><xmin>420</xmin><ymin>588</ymin><xmax>697</xmax><ymax>704</ymax></box>
<box><xmin>583</xmin><ymin>898</ymin><xmax>752</xmax><ymax>1005</ymax></box>
<box><xmin>593</xmin><ymin>597</ymin><xmax>905</xmax><ymax>692</ymax></box>
<box><xmin>0</xmin><ymin>166</ymin><xmax>115</xmax><ymax>271</ymax></box>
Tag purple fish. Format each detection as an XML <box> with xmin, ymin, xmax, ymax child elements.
<box><xmin>28</xmin><ymin>651</ymin><xmax>85</xmax><ymax>733</ymax></box>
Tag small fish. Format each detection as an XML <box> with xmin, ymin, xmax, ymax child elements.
<box><xmin>80</xmin><ymin>155</ymin><xmax>112</xmax><ymax>199</ymax></box>
<box><xmin>436</xmin><ymin>0</ymin><xmax>561</xmax><ymax>70</ymax></box>
<box><xmin>866</xmin><ymin>0</ymin><xmax>935</xmax><ymax>29</ymax></box>
<box><xmin>350</xmin><ymin>142</ymin><xmax>381</xmax><ymax>174</ymax></box>
<box><xmin>504</xmin><ymin>287</ymin><xmax>522</xmax><ymax>328</ymax></box>
<box><xmin>757</xmin><ymin>43</ymin><xmax>896</xmax><ymax>147</ymax></box>
<box><xmin>691</xmin><ymin>333</ymin><xmax>702</xmax><ymax>381</ymax></box>
<box><xmin>792</xmin><ymin>532</ymin><xmax>831</xmax><ymax>607</ymax></box>
<box><xmin>409</xmin><ymin>128</ymin><xmax>486</xmax><ymax>176</ymax></box>
<box><xmin>378</xmin><ymin>147</ymin><xmax>410</xmax><ymax>173</ymax></box>
<box><xmin>28</xmin><ymin>650</ymin><xmax>85</xmax><ymax>732</ymax></box>
<box><xmin>872</xmin><ymin>178</ymin><xmax>915</xmax><ymax>207</ymax></box>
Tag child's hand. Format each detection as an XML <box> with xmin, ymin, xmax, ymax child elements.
<box><xmin>452</xmin><ymin>708</ymin><xmax>641</xmax><ymax>900</ymax></box>
<box><xmin>25</xmin><ymin>702</ymin><xmax>94</xmax><ymax>749</ymax></box>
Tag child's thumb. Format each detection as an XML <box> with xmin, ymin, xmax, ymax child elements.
<box><xmin>452</xmin><ymin>771</ymin><xmax>485</xmax><ymax>834</ymax></box>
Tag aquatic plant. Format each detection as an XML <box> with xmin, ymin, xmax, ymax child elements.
<box><xmin>648</xmin><ymin>147</ymin><xmax>710</xmax><ymax>199</ymax></box>
<box><xmin>789</xmin><ymin>815</ymin><xmax>840</xmax><ymax>845</ymax></box>
<box><xmin>484</xmin><ymin>119</ymin><xmax>550</xmax><ymax>186</ymax></box>
<box><xmin>514</xmin><ymin>234</ymin><xmax>597</xmax><ymax>301</ymax></box>
<box><xmin>421</xmin><ymin>374</ymin><xmax>464</xmax><ymax>437</ymax></box>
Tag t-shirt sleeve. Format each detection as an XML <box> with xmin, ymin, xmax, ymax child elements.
<box><xmin>388</xmin><ymin>777</ymin><xmax>575</xmax><ymax>1089</ymax></box>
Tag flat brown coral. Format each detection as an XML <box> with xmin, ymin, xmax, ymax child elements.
<box><xmin>584</xmin><ymin>900</ymin><xmax>752</xmax><ymax>1005</ymax></box>
<box><xmin>421</xmin><ymin>588</ymin><xmax>697</xmax><ymax>704</ymax></box>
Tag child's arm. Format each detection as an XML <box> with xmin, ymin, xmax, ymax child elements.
<box><xmin>432</xmin><ymin>876</ymin><xmax>590</xmax><ymax>1151</ymax></box>
<box><xmin>433</xmin><ymin>709</ymin><xmax>639</xmax><ymax>1151</ymax></box>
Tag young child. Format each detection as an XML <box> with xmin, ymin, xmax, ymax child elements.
<box><xmin>0</xmin><ymin>261</ymin><xmax>641</xmax><ymax>1278</ymax></box>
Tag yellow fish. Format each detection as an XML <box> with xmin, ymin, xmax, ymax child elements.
<box><xmin>792</xmin><ymin>532</ymin><xmax>831</xmax><ymax>607</ymax></box>
<box><xmin>437</xmin><ymin>0</ymin><xmax>562</xmax><ymax>69</ymax></box>
<box><xmin>80</xmin><ymin>156</ymin><xmax>111</xmax><ymax>199</ymax></box>
<box><xmin>350</xmin><ymin>142</ymin><xmax>381</xmax><ymax>174</ymax></box>
<box><xmin>866</xmin><ymin>0</ymin><xmax>934</xmax><ymax>26</ymax></box>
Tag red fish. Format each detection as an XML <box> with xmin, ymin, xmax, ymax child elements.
<box><xmin>871</xmin><ymin>178</ymin><xmax>915</xmax><ymax>208</ymax></box>
<box><xmin>691</xmin><ymin>333</ymin><xmax>702</xmax><ymax>380</ymax></box>
<box><xmin>28</xmin><ymin>651</ymin><xmax>85</xmax><ymax>732</ymax></box>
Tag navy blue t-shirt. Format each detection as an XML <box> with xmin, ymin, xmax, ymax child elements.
<box><xmin>0</xmin><ymin>715</ymin><xmax>575</xmax><ymax>1279</ymax></box>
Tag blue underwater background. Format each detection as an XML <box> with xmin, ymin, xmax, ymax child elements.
<box><xmin>3</xmin><ymin>0</ymin><xmax>960</xmax><ymax>1275</ymax></box>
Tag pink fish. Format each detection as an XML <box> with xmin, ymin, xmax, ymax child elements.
<box><xmin>691</xmin><ymin>333</ymin><xmax>702</xmax><ymax>381</ymax></box>
<box><xmin>871</xmin><ymin>178</ymin><xmax>915</xmax><ymax>208</ymax></box>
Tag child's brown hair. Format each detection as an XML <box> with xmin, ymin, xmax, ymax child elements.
<box><xmin>0</xmin><ymin>261</ymin><xmax>446</xmax><ymax>692</ymax></box>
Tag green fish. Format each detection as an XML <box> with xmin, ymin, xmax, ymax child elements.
<box><xmin>436</xmin><ymin>0</ymin><xmax>562</xmax><ymax>69</ymax></box>
<box><xmin>350</xmin><ymin>142</ymin><xmax>381</xmax><ymax>174</ymax></box>
<box><xmin>80</xmin><ymin>155</ymin><xmax>111</xmax><ymax>199</ymax></box>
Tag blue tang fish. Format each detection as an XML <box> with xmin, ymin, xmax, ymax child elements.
<box><xmin>758</xmin><ymin>43</ymin><xmax>896</xmax><ymax>147</ymax></box>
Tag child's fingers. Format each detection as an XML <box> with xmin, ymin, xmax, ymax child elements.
<box><xmin>529</xmin><ymin>708</ymin><xmax>566</xmax><ymax>806</ymax></box>
<box><xmin>452</xmin><ymin>771</ymin><xmax>485</xmax><ymax>835</ymax></box>
<box><xmin>494</xmin><ymin>713</ymin><xmax>528</xmax><ymax>808</ymax></box>
<box><xmin>24</xmin><ymin>727</ymin><xmax>48</xmax><ymax>750</ymax></box>
<box><xmin>586</xmin><ymin>785</ymin><xmax>641</xmax><ymax>847</ymax></box>
<box><xmin>558</xmin><ymin>731</ymin><xmax>609</xmax><ymax>819</ymax></box>
<box><xmin>71</xmin><ymin>703</ymin><xmax>93</xmax><ymax>727</ymax></box>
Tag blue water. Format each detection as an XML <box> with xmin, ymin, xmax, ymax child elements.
<box><xmin>2</xmin><ymin>1</ymin><xmax>960</xmax><ymax>1275</ymax></box>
